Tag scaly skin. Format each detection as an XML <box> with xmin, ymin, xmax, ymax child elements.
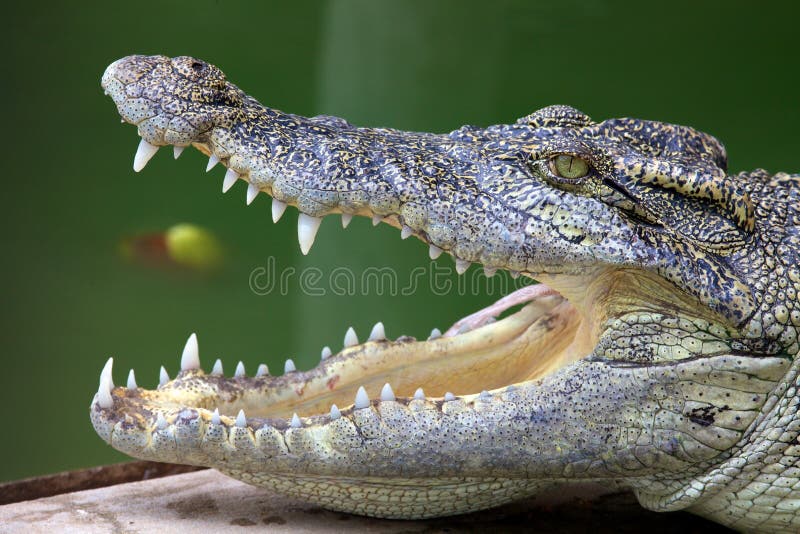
<box><xmin>91</xmin><ymin>55</ymin><xmax>800</xmax><ymax>531</ymax></box>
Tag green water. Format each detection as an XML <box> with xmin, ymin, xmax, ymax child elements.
<box><xmin>2</xmin><ymin>1</ymin><xmax>798</xmax><ymax>481</ymax></box>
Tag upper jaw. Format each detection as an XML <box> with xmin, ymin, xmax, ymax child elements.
<box><xmin>103</xmin><ymin>55</ymin><xmax>650</xmax><ymax>278</ymax></box>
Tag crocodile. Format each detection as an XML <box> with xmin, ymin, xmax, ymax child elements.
<box><xmin>91</xmin><ymin>55</ymin><xmax>800</xmax><ymax>532</ymax></box>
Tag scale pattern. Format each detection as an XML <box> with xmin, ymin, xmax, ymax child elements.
<box><xmin>92</xmin><ymin>55</ymin><xmax>799</xmax><ymax>532</ymax></box>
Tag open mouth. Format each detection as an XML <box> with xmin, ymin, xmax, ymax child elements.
<box><xmin>92</xmin><ymin>56</ymin><xmax>611</xmax><ymax>433</ymax></box>
<box><xmin>92</xmin><ymin>125</ymin><xmax>602</xmax><ymax>431</ymax></box>
<box><xmin>96</xmin><ymin>213</ymin><xmax>588</xmax><ymax>426</ymax></box>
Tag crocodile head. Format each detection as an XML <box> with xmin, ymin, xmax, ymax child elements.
<box><xmin>93</xmin><ymin>55</ymin><xmax>800</xmax><ymax>528</ymax></box>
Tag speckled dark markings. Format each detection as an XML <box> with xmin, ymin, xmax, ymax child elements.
<box><xmin>93</xmin><ymin>55</ymin><xmax>799</xmax><ymax>532</ymax></box>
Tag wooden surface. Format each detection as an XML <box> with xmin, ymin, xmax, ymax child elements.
<box><xmin>0</xmin><ymin>468</ymin><xmax>733</xmax><ymax>533</ymax></box>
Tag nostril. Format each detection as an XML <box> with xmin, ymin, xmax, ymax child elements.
<box><xmin>191</xmin><ymin>61</ymin><xmax>204</xmax><ymax>72</ymax></box>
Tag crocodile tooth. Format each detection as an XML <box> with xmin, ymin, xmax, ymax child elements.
<box><xmin>354</xmin><ymin>386</ymin><xmax>370</xmax><ymax>409</ymax></box>
<box><xmin>368</xmin><ymin>322</ymin><xmax>386</xmax><ymax>341</ymax></box>
<box><xmin>330</xmin><ymin>404</ymin><xmax>341</xmax><ymax>420</ymax></box>
<box><xmin>429</xmin><ymin>244</ymin><xmax>443</xmax><ymax>260</ymax></box>
<box><xmin>173</xmin><ymin>146</ymin><xmax>185</xmax><ymax>159</ymax></box>
<box><xmin>444</xmin><ymin>392</ymin><xmax>455</xmax><ymax>401</ymax></box>
<box><xmin>344</xmin><ymin>327</ymin><xmax>359</xmax><ymax>347</ymax></box>
<box><xmin>320</xmin><ymin>346</ymin><xmax>332</xmax><ymax>360</ymax></box>
<box><xmin>483</xmin><ymin>266</ymin><xmax>496</xmax><ymax>277</ymax></box>
<box><xmin>255</xmin><ymin>363</ymin><xmax>269</xmax><ymax>377</ymax></box>
<box><xmin>400</xmin><ymin>225</ymin><xmax>413</xmax><ymax>239</ymax></box>
<box><xmin>222</xmin><ymin>168</ymin><xmax>238</xmax><ymax>193</ymax></box>
<box><xmin>479</xmin><ymin>390</ymin><xmax>491</xmax><ymax>400</ymax></box>
<box><xmin>180</xmin><ymin>333</ymin><xmax>200</xmax><ymax>371</ymax></box>
<box><xmin>297</xmin><ymin>213</ymin><xmax>322</xmax><ymax>255</ymax></box>
<box><xmin>246</xmin><ymin>183</ymin><xmax>259</xmax><ymax>205</ymax></box>
<box><xmin>159</xmin><ymin>366</ymin><xmax>169</xmax><ymax>387</ymax></box>
<box><xmin>284</xmin><ymin>359</ymin><xmax>296</xmax><ymax>373</ymax></box>
<box><xmin>234</xmin><ymin>361</ymin><xmax>246</xmax><ymax>377</ymax></box>
<box><xmin>372</xmin><ymin>215</ymin><xmax>383</xmax><ymax>226</ymax></box>
<box><xmin>455</xmin><ymin>259</ymin><xmax>470</xmax><ymax>274</ymax></box>
<box><xmin>156</xmin><ymin>412</ymin><xmax>168</xmax><ymax>429</ymax></box>
<box><xmin>341</xmin><ymin>214</ymin><xmax>352</xmax><ymax>228</ymax></box>
<box><xmin>272</xmin><ymin>199</ymin><xmax>287</xmax><ymax>222</ymax></box>
<box><xmin>509</xmin><ymin>270</ymin><xmax>520</xmax><ymax>279</ymax></box>
<box><xmin>413</xmin><ymin>388</ymin><xmax>426</xmax><ymax>400</ymax></box>
<box><xmin>211</xmin><ymin>359</ymin><xmax>223</xmax><ymax>375</ymax></box>
<box><xmin>235</xmin><ymin>409</ymin><xmax>247</xmax><ymax>427</ymax></box>
<box><xmin>428</xmin><ymin>328</ymin><xmax>442</xmax><ymax>340</ymax></box>
<box><xmin>290</xmin><ymin>413</ymin><xmax>302</xmax><ymax>428</ymax></box>
<box><xmin>206</xmin><ymin>154</ymin><xmax>219</xmax><ymax>172</ymax></box>
<box><xmin>97</xmin><ymin>357</ymin><xmax>114</xmax><ymax>408</ymax></box>
<box><xmin>127</xmin><ymin>369</ymin><xmax>137</xmax><ymax>390</ymax></box>
<box><xmin>211</xmin><ymin>408</ymin><xmax>221</xmax><ymax>425</ymax></box>
<box><xmin>133</xmin><ymin>139</ymin><xmax>159</xmax><ymax>172</ymax></box>
<box><xmin>380</xmin><ymin>383</ymin><xmax>396</xmax><ymax>401</ymax></box>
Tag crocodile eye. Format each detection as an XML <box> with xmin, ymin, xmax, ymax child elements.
<box><xmin>550</xmin><ymin>155</ymin><xmax>589</xmax><ymax>180</ymax></box>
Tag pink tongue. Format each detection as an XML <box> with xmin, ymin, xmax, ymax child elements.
<box><xmin>444</xmin><ymin>284</ymin><xmax>561</xmax><ymax>337</ymax></box>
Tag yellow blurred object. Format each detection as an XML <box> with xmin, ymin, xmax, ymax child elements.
<box><xmin>165</xmin><ymin>223</ymin><xmax>224</xmax><ymax>272</ymax></box>
<box><xmin>119</xmin><ymin>223</ymin><xmax>224</xmax><ymax>273</ymax></box>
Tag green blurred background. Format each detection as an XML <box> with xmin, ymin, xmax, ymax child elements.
<box><xmin>1</xmin><ymin>1</ymin><xmax>798</xmax><ymax>482</ymax></box>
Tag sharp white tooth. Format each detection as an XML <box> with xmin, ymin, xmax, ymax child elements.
<box><xmin>297</xmin><ymin>213</ymin><xmax>322</xmax><ymax>255</ymax></box>
<box><xmin>354</xmin><ymin>386</ymin><xmax>370</xmax><ymax>409</ymax></box>
<box><xmin>97</xmin><ymin>357</ymin><xmax>114</xmax><ymax>408</ymax></box>
<box><xmin>156</xmin><ymin>413</ymin><xmax>168</xmax><ymax>429</ymax></box>
<box><xmin>330</xmin><ymin>404</ymin><xmax>341</xmax><ymax>420</ymax></box>
<box><xmin>159</xmin><ymin>366</ymin><xmax>169</xmax><ymax>387</ymax></box>
<box><xmin>372</xmin><ymin>214</ymin><xmax>383</xmax><ymax>226</ymax></box>
<box><xmin>483</xmin><ymin>266</ymin><xmax>497</xmax><ymax>278</ymax></box>
<box><xmin>509</xmin><ymin>270</ymin><xmax>520</xmax><ymax>279</ymax></box>
<box><xmin>368</xmin><ymin>322</ymin><xmax>386</xmax><ymax>341</ymax></box>
<box><xmin>127</xmin><ymin>369</ymin><xmax>138</xmax><ymax>390</ymax></box>
<box><xmin>206</xmin><ymin>154</ymin><xmax>219</xmax><ymax>172</ymax></box>
<box><xmin>428</xmin><ymin>328</ymin><xmax>442</xmax><ymax>340</ymax></box>
<box><xmin>429</xmin><ymin>244</ymin><xmax>443</xmax><ymax>260</ymax></box>
<box><xmin>236</xmin><ymin>409</ymin><xmax>247</xmax><ymax>427</ymax></box>
<box><xmin>173</xmin><ymin>146</ymin><xmax>185</xmax><ymax>159</ymax></box>
<box><xmin>341</xmin><ymin>214</ymin><xmax>352</xmax><ymax>228</ymax></box>
<box><xmin>211</xmin><ymin>408</ymin><xmax>221</xmax><ymax>425</ymax></box>
<box><xmin>222</xmin><ymin>168</ymin><xmax>238</xmax><ymax>193</ymax></box>
<box><xmin>256</xmin><ymin>364</ymin><xmax>269</xmax><ymax>377</ymax></box>
<box><xmin>211</xmin><ymin>359</ymin><xmax>223</xmax><ymax>375</ymax></box>
<box><xmin>413</xmin><ymin>388</ymin><xmax>425</xmax><ymax>400</ymax></box>
<box><xmin>290</xmin><ymin>413</ymin><xmax>302</xmax><ymax>428</ymax></box>
<box><xmin>320</xmin><ymin>346</ymin><xmax>332</xmax><ymax>360</ymax></box>
<box><xmin>400</xmin><ymin>225</ymin><xmax>413</xmax><ymax>239</ymax></box>
<box><xmin>133</xmin><ymin>139</ymin><xmax>159</xmax><ymax>172</ymax></box>
<box><xmin>272</xmin><ymin>199</ymin><xmax>287</xmax><ymax>222</ymax></box>
<box><xmin>479</xmin><ymin>390</ymin><xmax>491</xmax><ymax>400</ymax></box>
<box><xmin>344</xmin><ymin>327</ymin><xmax>359</xmax><ymax>347</ymax></box>
<box><xmin>444</xmin><ymin>392</ymin><xmax>455</xmax><ymax>401</ymax></box>
<box><xmin>455</xmin><ymin>259</ymin><xmax>470</xmax><ymax>275</ymax></box>
<box><xmin>180</xmin><ymin>333</ymin><xmax>200</xmax><ymax>371</ymax></box>
<box><xmin>380</xmin><ymin>383</ymin><xmax>396</xmax><ymax>402</ymax></box>
<box><xmin>284</xmin><ymin>359</ymin><xmax>296</xmax><ymax>373</ymax></box>
<box><xmin>235</xmin><ymin>361</ymin><xmax>246</xmax><ymax>377</ymax></box>
<box><xmin>246</xmin><ymin>183</ymin><xmax>260</xmax><ymax>205</ymax></box>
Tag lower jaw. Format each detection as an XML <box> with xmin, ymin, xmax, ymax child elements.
<box><xmin>144</xmin><ymin>292</ymin><xmax>583</xmax><ymax>420</ymax></box>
